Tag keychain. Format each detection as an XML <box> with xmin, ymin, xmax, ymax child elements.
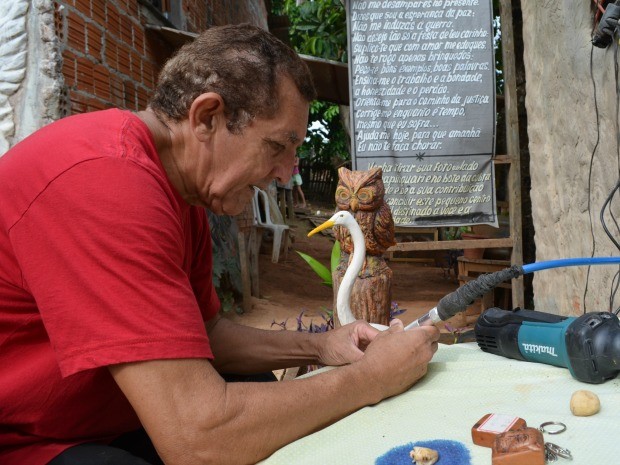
<box><xmin>539</xmin><ymin>422</ymin><xmax>572</xmax><ymax>462</ymax></box>
<box><xmin>544</xmin><ymin>442</ymin><xmax>573</xmax><ymax>461</ymax></box>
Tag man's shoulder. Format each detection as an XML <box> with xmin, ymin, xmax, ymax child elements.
<box><xmin>0</xmin><ymin>109</ymin><xmax>162</xmax><ymax>230</ymax></box>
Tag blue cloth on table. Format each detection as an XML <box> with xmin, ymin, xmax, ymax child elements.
<box><xmin>375</xmin><ymin>439</ymin><xmax>471</xmax><ymax>465</ymax></box>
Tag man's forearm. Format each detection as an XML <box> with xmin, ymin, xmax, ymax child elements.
<box><xmin>207</xmin><ymin>316</ymin><xmax>322</xmax><ymax>374</ymax></box>
<box><xmin>111</xmin><ymin>324</ymin><xmax>439</xmax><ymax>465</ymax></box>
<box><xmin>211</xmin><ymin>363</ymin><xmax>380</xmax><ymax>464</ymax></box>
<box><xmin>111</xmin><ymin>358</ymin><xmax>381</xmax><ymax>465</ymax></box>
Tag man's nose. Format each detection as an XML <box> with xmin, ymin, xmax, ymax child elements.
<box><xmin>274</xmin><ymin>158</ymin><xmax>295</xmax><ymax>184</ymax></box>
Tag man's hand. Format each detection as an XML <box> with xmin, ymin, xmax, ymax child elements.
<box><xmin>318</xmin><ymin>319</ymin><xmax>439</xmax><ymax>376</ymax></box>
<box><xmin>355</xmin><ymin>319</ymin><xmax>440</xmax><ymax>402</ymax></box>
<box><xmin>315</xmin><ymin>320</ymin><xmax>380</xmax><ymax>366</ymax></box>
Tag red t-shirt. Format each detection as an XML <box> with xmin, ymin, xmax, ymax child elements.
<box><xmin>0</xmin><ymin>109</ymin><xmax>220</xmax><ymax>464</ymax></box>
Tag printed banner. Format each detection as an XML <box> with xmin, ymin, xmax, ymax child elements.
<box><xmin>347</xmin><ymin>0</ymin><xmax>497</xmax><ymax>227</ymax></box>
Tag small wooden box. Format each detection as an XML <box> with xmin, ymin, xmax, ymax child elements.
<box><xmin>471</xmin><ymin>414</ymin><xmax>527</xmax><ymax>448</ymax></box>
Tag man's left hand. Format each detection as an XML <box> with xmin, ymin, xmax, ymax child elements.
<box><xmin>315</xmin><ymin>320</ymin><xmax>380</xmax><ymax>366</ymax></box>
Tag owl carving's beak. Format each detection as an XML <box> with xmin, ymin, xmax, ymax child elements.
<box><xmin>350</xmin><ymin>197</ymin><xmax>359</xmax><ymax>211</ymax></box>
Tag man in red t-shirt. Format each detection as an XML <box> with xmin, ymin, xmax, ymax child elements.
<box><xmin>0</xmin><ymin>24</ymin><xmax>439</xmax><ymax>465</ymax></box>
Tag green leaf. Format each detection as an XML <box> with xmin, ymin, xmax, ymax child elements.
<box><xmin>296</xmin><ymin>250</ymin><xmax>332</xmax><ymax>286</ymax></box>
<box><xmin>330</xmin><ymin>240</ymin><xmax>341</xmax><ymax>275</ymax></box>
<box><xmin>281</xmin><ymin>0</ymin><xmax>351</xmax><ymax>169</ymax></box>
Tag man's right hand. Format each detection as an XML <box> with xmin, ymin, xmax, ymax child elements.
<box><xmin>355</xmin><ymin>319</ymin><xmax>440</xmax><ymax>402</ymax></box>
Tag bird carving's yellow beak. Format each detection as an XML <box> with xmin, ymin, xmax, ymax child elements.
<box><xmin>308</xmin><ymin>220</ymin><xmax>335</xmax><ymax>237</ymax></box>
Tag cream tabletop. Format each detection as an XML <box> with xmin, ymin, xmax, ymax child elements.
<box><xmin>259</xmin><ymin>342</ymin><xmax>620</xmax><ymax>464</ymax></box>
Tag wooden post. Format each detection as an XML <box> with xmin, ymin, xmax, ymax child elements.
<box><xmin>499</xmin><ymin>0</ymin><xmax>525</xmax><ymax>308</ymax></box>
<box><xmin>278</xmin><ymin>188</ymin><xmax>287</xmax><ymax>221</ymax></box>
<box><xmin>249</xmin><ymin>227</ymin><xmax>260</xmax><ymax>297</ymax></box>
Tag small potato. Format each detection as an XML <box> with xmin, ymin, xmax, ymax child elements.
<box><xmin>570</xmin><ymin>389</ymin><xmax>600</xmax><ymax>416</ymax></box>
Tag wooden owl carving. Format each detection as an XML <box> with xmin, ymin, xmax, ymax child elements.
<box><xmin>333</xmin><ymin>167</ymin><xmax>396</xmax><ymax>256</ymax></box>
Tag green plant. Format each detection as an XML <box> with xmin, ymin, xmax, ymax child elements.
<box><xmin>295</xmin><ymin>240</ymin><xmax>340</xmax><ymax>286</ymax></box>
<box><xmin>271</xmin><ymin>308</ymin><xmax>334</xmax><ymax>334</ymax></box>
<box><xmin>286</xmin><ymin>0</ymin><xmax>347</xmax><ymax>62</ymax></box>
<box><xmin>442</xmin><ymin>226</ymin><xmax>472</xmax><ymax>241</ymax></box>
<box><xmin>272</xmin><ymin>0</ymin><xmax>351</xmax><ymax>171</ymax></box>
<box><xmin>296</xmin><ymin>240</ymin><xmax>407</xmax><ymax>320</ymax></box>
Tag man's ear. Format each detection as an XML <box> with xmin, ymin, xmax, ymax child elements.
<box><xmin>189</xmin><ymin>93</ymin><xmax>225</xmax><ymax>142</ymax></box>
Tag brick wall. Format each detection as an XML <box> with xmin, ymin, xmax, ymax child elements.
<box><xmin>184</xmin><ymin>0</ymin><xmax>209</xmax><ymax>32</ymax></box>
<box><xmin>54</xmin><ymin>0</ymin><xmax>268</xmax><ymax>116</ymax></box>
<box><xmin>207</xmin><ymin>0</ymin><xmax>268</xmax><ymax>28</ymax></box>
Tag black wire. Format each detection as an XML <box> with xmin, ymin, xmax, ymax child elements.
<box><xmin>603</xmin><ymin>37</ymin><xmax>620</xmax><ymax>310</ymax></box>
<box><xmin>611</xmin><ymin>268</ymin><xmax>620</xmax><ymax>313</ymax></box>
<box><xmin>611</xmin><ymin>8</ymin><xmax>620</xmax><ymax>315</ymax></box>
<box><xmin>605</xmin><ymin>36</ymin><xmax>620</xmax><ymax>313</ymax></box>
<box><xmin>600</xmin><ymin>180</ymin><xmax>620</xmax><ymax>249</ymax></box>
<box><xmin>584</xmin><ymin>44</ymin><xmax>602</xmax><ymax>313</ymax></box>
<box><xmin>587</xmin><ymin>27</ymin><xmax>620</xmax><ymax>314</ymax></box>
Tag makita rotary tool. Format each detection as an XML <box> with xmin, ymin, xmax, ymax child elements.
<box><xmin>402</xmin><ymin>256</ymin><xmax>620</xmax><ymax>383</ymax></box>
<box><xmin>405</xmin><ymin>257</ymin><xmax>620</xmax><ymax>329</ymax></box>
<box><xmin>475</xmin><ymin>308</ymin><xmax>620</xmax><ymax>384</ymax></box>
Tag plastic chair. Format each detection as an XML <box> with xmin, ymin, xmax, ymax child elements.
<box><xmin>252</xmin><ymin>187</ymin><xmax>289</xmax><ymax>263</ymax></box>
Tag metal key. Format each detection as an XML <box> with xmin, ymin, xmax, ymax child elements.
<box><xmin>545</xmin><ymin>442</ymin><xmax>572</xmax><ymax>461</ymax></box>
<box><xmin>545</xmin><ymin>446</ymin><xmax>558</xmax><ymax>462</ymax></box>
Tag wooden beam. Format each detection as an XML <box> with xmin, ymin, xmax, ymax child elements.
<box><xmin>387</xmin><ymin>237</ymin><xmax>513</xmax><ymax>252</ymax></box>
<box><xmin>493</xmin><ymin>155</ymin><xmax>512</xmax><ymax>164</ymax></box>
<box><xmin>499</xmin><ymin>0</ymin><xmax>524</xmax><ymax>307</ymax></box>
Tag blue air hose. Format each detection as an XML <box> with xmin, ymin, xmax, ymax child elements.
<box><xmin>406</xmin><ymin>256</ymin><xmax>620</xmax><ymax>328</ymax></box>
<box><xmin>522</xmin><ymin>256</ymin><xmax>620</xmax><ymax>274</ymax></box>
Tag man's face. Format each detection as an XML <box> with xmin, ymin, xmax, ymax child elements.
<box><xmin>196</xmin><ymin>77</ymin><xmax>309</xmax><ymax>215</ymax></box>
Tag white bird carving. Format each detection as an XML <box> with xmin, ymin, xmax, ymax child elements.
<box><xmin>308</xmin><ymin>210</ymin><xmax>387</xmax><ymax>330</ymax></box>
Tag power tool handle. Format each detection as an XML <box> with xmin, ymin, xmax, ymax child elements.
<box><xmin>475</xmin><ymin>308</ymin><xmax>570</xmax><ymax>364</ymax></box>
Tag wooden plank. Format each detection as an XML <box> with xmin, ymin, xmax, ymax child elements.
<box><xmin>458</xmin><ymin>257</ymin><xmax>511</xmax><ymax>267</ymax></box>
<box><xmin>459</xmin><ymin>275</ymin><xmax>513</xmax><ymax>289</ymax></box>
<box><xmin>493</xmin><ymin>155</ymin><xmax>512</xmax><ymax>164</ymax></box>
<box><xmin>387</xmin><ymin>226</ymin><xmax>440</xmax><ymax>261</ymax></box>
<box><xmin>387</xmin><ymin>237</ymin><xmax>513</xmax><ymax>252</ymax></box>
<box><xmin>499</xmin><ymin>0</ymin><xmax>524</xmax><ymax>308</ymax></box>
<box><xmin>393</xmin><ymin>226</ymin><xmax>439</xmax><ymax>239</ymax></box>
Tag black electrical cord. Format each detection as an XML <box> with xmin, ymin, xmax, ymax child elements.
<box><xmin>600</xmin><ymin>180</ymin><xmax>620</xmax><ymax>250</ymax></box>
<box><xmin>586</xmin><ymin>16</ymin><xmax>620</xmax><ymax>314</ymax></box>
<box><xmin>584</xmin><ymin>43</ymin><xmax>603</xmax><ymax>313</ymax></box>
<box><xmin>605</xmin><ymin>36</ymin><xmax>620</xmax><ymax>312</ymax></box>
<box><xmin>611</xmin><ymin>269</ymin><xmax>620</xmax><ymax>313</ymax></box>
<box><xmin>600</xmin><ymin>178</ymin><xmax>620</xmax><ymax>311</ymax></box>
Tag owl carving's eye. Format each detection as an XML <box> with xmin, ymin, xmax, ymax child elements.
<box><xmin>336</xmin><ymin>187</ymin><xmax>351</xmax><ymax>201</ymax></box>
<box><xmin>356</xmin><ymin>188</ymin><xmax>374</xmax><ymax>203</ymax></box>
